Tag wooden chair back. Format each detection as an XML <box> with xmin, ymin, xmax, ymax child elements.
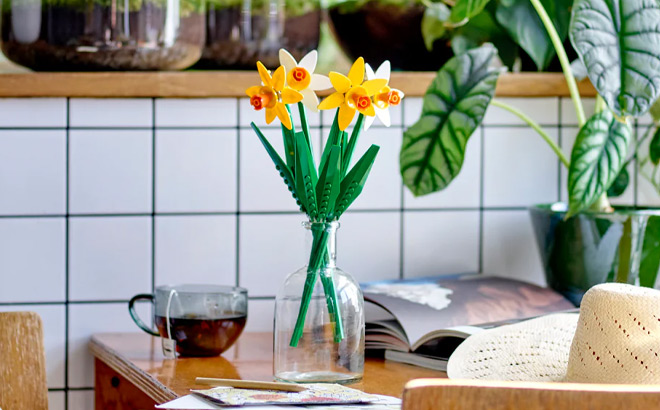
<box><xmin>0</xmin><ymin>311</ymin><xmax>48</xmax><ymax>410</ymax></box>
<box><xmin>402</xmin><ymin>378</ymin><xmax>660</xmax><ymax>410</ymax></box>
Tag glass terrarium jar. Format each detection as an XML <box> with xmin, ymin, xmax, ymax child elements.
<box><xmin>274</xmin><ymin>221</ymin><xmax>365</xmax><ymax>384</ymax></box>
<box><xmin>194</xmin><ymin>0</ymin><xmax>321</xmax><ymax>69</ymax></box>
<box><xmin>1</xmin><ymin>0</ymin><xmax>206</xmax><ymax>71</ymax></box>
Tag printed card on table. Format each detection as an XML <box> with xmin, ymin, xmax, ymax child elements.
<box><xmin>191</xmin><ymin>383</ymin><xmax>380</xmax><ymax>406</ymax></box>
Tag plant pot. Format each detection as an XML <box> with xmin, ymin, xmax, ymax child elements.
<box><xmin>530</xmin><ymin>203</ymin><xmax>660</xmax><ymax>306</ymax></box>
<box><xmin>194</xmin><ymin>0</ymin><xmax>321</xmax><ymax>70</ymax></box>
<box><xmin>1</xmin><ymin>0</ymin><xmax>205</xmax><ymax>71</ymax></box>
<box><xmin>327</xmin><ymin>0</ymin><xmax>452</xmax><ymax>71</ymax></box>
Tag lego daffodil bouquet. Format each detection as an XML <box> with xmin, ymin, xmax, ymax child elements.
<box><xmin>247</xmin><ymin>49</ymin><xmax>403</xmax><ymax>347</ymax></box>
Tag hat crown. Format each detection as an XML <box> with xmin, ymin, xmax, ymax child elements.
<box><xmin>565</xmin><ymin>283</ymin><xmax>660</xmax><ymax>384</ymax></box>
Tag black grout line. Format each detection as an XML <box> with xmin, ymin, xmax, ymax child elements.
<box><xmin>0</xmin><ymin>296</ymin><xmax>273</xmax><ymax>307</ymax></box>
<box><xmin>64</xmin><ymin>97</ymin><xmax>70</xmax><ymax>410</ymax></box>
<box><xmin>0</xmin><ymin>123</ymin><xmax>569</xmax><ymax>132</ymax></box>
<box><xmin>151</xmin><ymin>98</ymin><xmax>157</xmax><ymax>296</ymax></box>
<box><xmin>399</xmin><ymin>103</ymin><xmax>405</xmax><ymax>280</ymax></box>
<box><xmin>48</xmin><ymin>387</ymin><xmax>95</xmax><ymax>392</ymax></box>
<box><xmin>0</xmin><ymin>206</ymin><xmax>540</xmax><ymax>220</ymax></box>
<box><xmin>235</xmin><ymin>99</ymin><xmax>241</xmax><ymax>287</ymax></box>
<box><xmin>478</xmin><ymin>126</ymin><xmax>485</xmax><ymax>274</ymax></box>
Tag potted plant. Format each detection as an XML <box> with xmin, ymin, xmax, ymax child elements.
<box><xmin>400</xmin><ymin>0</ymin><xmax>660</xmax><ymax>305</ymax></box>
<box><xmin>327</xmin><ymin>0</ymin><xmax>576</xmax><ymax>73</ymax></box>
<box><xmin>421</xmin><ymin>0</ymin><xmax>575</xmax><ymax>72</ymax></box>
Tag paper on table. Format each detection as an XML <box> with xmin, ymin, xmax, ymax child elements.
<box><xmin>156</xmin><ymin>393</ymin><xmax>401</xmax><ymax>409</ymax></box>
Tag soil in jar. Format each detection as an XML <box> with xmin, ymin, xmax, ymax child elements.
<box><xmin>1</xmin><ymin>2</ymin><xmax>205</xmax><ymax>71</ymax></box>
<box><xmin>193</xmin><ymin>5</ymin><xmax>321</xmax><ymax>70</ymax></box>
<box><xmin>329</xmin><ymin>1</ymin><xmax>452</xmax><ymax>72</ymax></box>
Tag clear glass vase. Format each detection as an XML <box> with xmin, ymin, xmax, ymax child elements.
<box><xmin>273</xmin><ymin>221</ymin><xmax>364</xmax><ymax>384</ymax></box>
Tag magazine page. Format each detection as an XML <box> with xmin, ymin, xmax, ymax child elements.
<box><xmin>361</xmin><ymin>274</ymin><xmax>574</xmax><ymax>349</ymax></box>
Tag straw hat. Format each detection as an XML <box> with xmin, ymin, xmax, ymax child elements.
<box><xmin>447</xmin><ymin>283</ymin><xmax>660</xmax><ymax>384</ymax></box>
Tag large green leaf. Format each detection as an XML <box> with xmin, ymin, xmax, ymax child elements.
<box><xmin>495</xmin><ymin>0</ymin><xmax>570</xmax><ymax>71</ymax></box>
<box><xmin>567</xmin><ymin>110</ymin><xmax>632</xmax><ymax>217</ymax></box>
<box><xmin>451</xmin><ymin>9</ymin><xmax>519</xmax><ymax>70</ymax></box>
<box><xmin>400</xmin><ymin>44</ymin><xmax>502</xmax><ymax>196</ymax></box>
<box><xmin>570</xmin><ymin>0</ymin><xmax>660</xmax><ymax>117</ymax></box>
<box><xmin>421</xmin><ymin>2</ymin><xmax>451</xmax><ymax>51</ymax></box>
<box><xmin>606</xmin><ymin>165</ymin><xmax>629</xmax><ymax>197</ymax></box>
<box><xmin>651</xmin><ymin>127</ymin><xmax>660</xmax><ymax>165</ymax></box>
<box><xmin>639</xmin><ymin>216</ymin><xmax>660</xmax><ymax>288</ymax></box>
<box><xmin>450</xmin><ymin>0</ymin><xmax>491</xmax><ymax>24</ymax></box>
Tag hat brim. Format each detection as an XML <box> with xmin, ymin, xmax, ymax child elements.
<box><xmin>447</xmin><ymin>313</ymin><xmax>579</xmax><ymax>382</ymax></box>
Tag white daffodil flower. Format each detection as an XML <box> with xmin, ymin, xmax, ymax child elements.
<box><xmin>279</xmin><ymin>49</ymin><xmax>332</xmax><ymax>113</ymax></box>
<box><xmin>364</xmin><ymin>61</ymin><xmax>404</xmax><ymax>130</ymax></box>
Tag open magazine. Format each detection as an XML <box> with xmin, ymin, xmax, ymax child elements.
<box><xmin>362</xmin><ymin>274</ymin><xmax>575</xmax><ymax>371</ymax></box>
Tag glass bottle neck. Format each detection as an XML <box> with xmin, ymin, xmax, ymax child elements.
<box><xmin>303</xmin><ymin>221</ymin><xmax>339</xmax><ymax>269</ymax></box>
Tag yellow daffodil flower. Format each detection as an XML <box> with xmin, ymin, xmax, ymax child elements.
<box><xmin>279</xmin><ymin>49</ymin><xmax>332</xmax><ymax>113</ymax></box>
<box><xmin>364</xmin><ymin>61</ymin><xmax>404</xmax><ymax>130</ymax></box>
<box><xmin>317</xmin><ymin>57</ymin><xmax>388</xmax><ymax>131</ymax></box>
<box><xmin>246</xmin><ymin>62</ymin><xmax>303</xmax><ymax>130</ymax></box>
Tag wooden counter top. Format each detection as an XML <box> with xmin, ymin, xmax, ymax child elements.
<box><xmin>89</xmin><ymin>332</ymin><xmax>445</xmax><ymax>405</ymax></box>
<box><xmin>0</xmin><ymin>71</ymin><xmax>596</xmax><ymax>98</ymax></box>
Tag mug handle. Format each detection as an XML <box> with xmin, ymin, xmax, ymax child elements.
<box><xmin>128</xmin><ymin>294</ymin><xmax>160</xmax><ymax>336</ymax></box>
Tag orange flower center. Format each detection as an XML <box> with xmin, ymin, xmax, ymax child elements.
<box><xmin>249</xmin><ymin>87</ymin><xmax>277</xmax><ymax>111</ymax></box>
<box><xmin>292</xmin><ymin>67</ymin><xmax>307</xmax><ymax>82</ymax></box>
<box><xmin>353</xmin><ymin>94</ymin><xmax>371</xmax><ymax>110</ymax></box>
<box><xmin>388</xmin><ymin>90</ymin><xmax>402</xmax><ymax>106</ymax></box>
<box><xmin>287</xmin><ymin>67</ymin><xmax>311</xmax><ymax>91</ymax></box>
<box><xmin>250</xmin><ymin>95</ymin><xmax>265</xmax><ymax>110</ymax></box>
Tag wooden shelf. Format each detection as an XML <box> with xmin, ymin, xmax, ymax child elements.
<box><xmin>0</xmin><ymin>71</ymin><xmax>596</xmax><ymax>98</ymax></box>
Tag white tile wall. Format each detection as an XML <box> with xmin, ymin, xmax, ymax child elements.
<box><xmin>484</xmin><ymin>97</ymin><xmax>558</xmax><ymax>125</ymax></box>
<box><xmin>69</xmin><ymin>99</ymin><xmax>153</xmax><ymax>128</ymax></box>
<box><xmin>337</xmin><ymin>211</ymin><xmax>401</xmax><ymax>283</ymax></box>
<box><xmin>155</xmin><ymin>98</ymin><xmax>237</xmax><ymax>127</ymax></box>
<box><xmin>69</xmin><ymin>217</ymin><xmax>152</xmax><ymax>301</ymax></box>
<box><xmin>155</xmin><ymin>129</ymin><xmax>237</xmax><ymax>213</ymax></box>
<box><xmin>155</xmin><ymin>215</ymin><xmax>236</xmax><ymax>286</ymax></box>
<box><xmin>239</xmin><ymin>214</ymin><xmax>307</xmax><ymax>296</ymax></box>
<box><xmin>0</xmin><ymin>130</ymin><xmax>66</xmax><ymax>215</ymax></box>
<box><xmin>0</xmin><ymin>218</ymin><xmax>66</xmax><ymax>302</ymax></box>
<box><xmin>0</xmin><ymin>96</ymin><xmax>657</xmax><ymax>409</ymax></box>
<box><xmin>69</xmin><ymin>130</ymin><xmax>152</xmax><ymax>214</ymax></box>
<box><xmin>68</xmin><ymin>302</ymin><xmax>151</xmax><ymax>388</ymax></box>
<box><xmin>483</xmin><ymin>127</ymin><xmax>559</xmax><ymax>207</ymax></box>
<box><xmin>482</xmin><ymin>210</ymin><xmax>545</xmax><ymax>286</ymax></box>
<box><xmin>403</xmin><ymin>211</ymin><xmax>480</xmax><ymax>278</ymax></box>
<box><xmin>0</xmin><ymin>98</ymin><xmax>66</xmax><ymax>127</ymax></box>
<box><xmin>48</xmin><ymin>391</ymin><xmax>67</xmax><ymax>410</ymax></box>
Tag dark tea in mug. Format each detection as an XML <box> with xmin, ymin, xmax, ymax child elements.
<box><xmin>129</xmin><ymin>285</ymin><xmax>248</xmax><ymax>357</ymax></box>
<box><xmin>154</xmin><ymin>313</ymin><xmax>247</xmax><ymax>357</ymax></box>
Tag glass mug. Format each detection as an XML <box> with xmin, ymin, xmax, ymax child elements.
<box><xmin>129</xmin><ymin>284</ymin><xmax>248</xmax><ymax>357</ymax></box>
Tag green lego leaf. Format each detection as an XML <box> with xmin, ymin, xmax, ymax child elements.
<box><xmin>251</xmin><ymin>123</ymin><xmax>303</xmax><ymax>212</ymax></box>
<box><xmin>295</xmin><ymin>131</ymin><xmax>319</xmax><ymax>219</ymax></box>
<box><xmin>334</xmin><ymin>145</ymin><xmax>380</xmax><ymax>218</ymax></box>
<box><xmin>316</xmin><ymin>146</ymin><xmax>342</xmax><ymax>221</ymax></box>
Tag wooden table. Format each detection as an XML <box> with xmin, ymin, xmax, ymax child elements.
<box><xmin>90</xmin><ymin>332</ymin><xmax>446</xmax><ymax>409</ymax></box>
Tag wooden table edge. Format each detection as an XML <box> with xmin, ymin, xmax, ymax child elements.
<box><xmin>89</xmin><ymin>335</ymin><xmax>177</xmax><ymax>403</ymax></box>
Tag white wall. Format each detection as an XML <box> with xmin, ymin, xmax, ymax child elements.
<box><xmin>0</xmin><ymin>96</ymin><xmax>656</xmax><ymax>409</ymax></box>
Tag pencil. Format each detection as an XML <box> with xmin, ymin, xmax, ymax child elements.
<box><xmin>195</xmin><ymin>377</ymin><xmax>307</xmax><ymax>392</ymax></box>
